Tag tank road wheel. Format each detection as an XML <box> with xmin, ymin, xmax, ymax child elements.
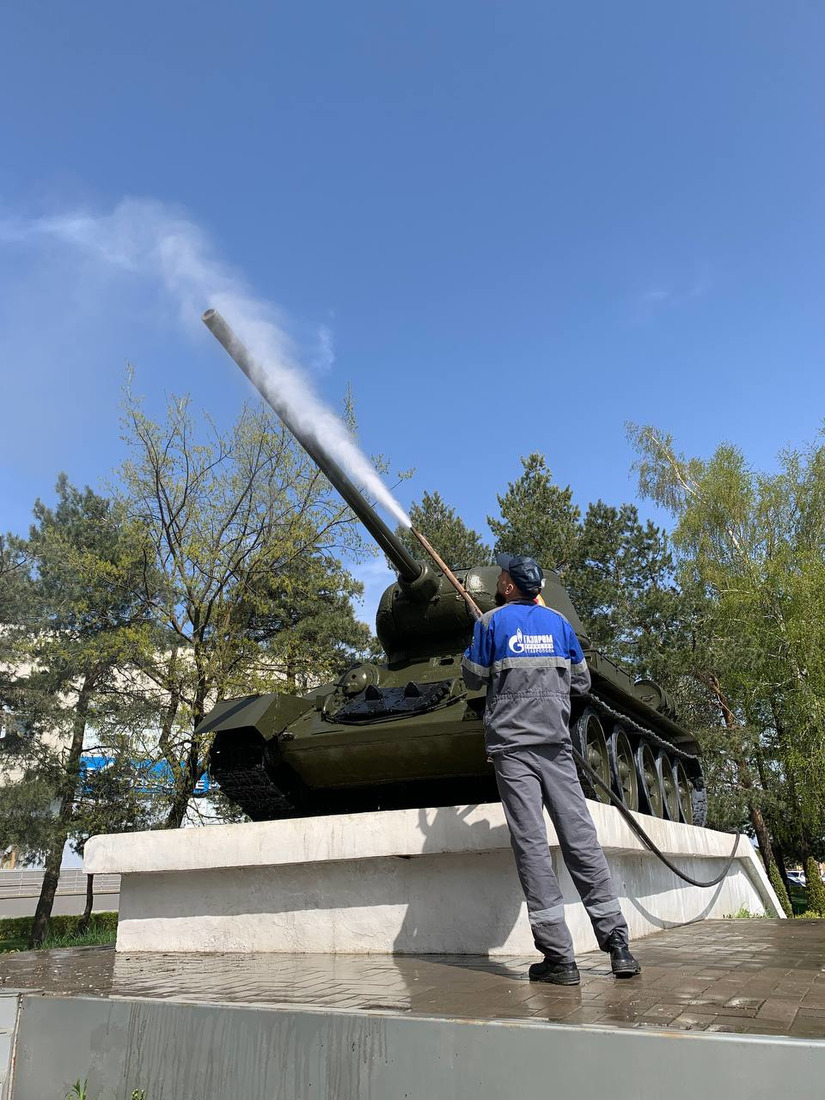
<box><xmin>574</xmin><ymin>709</ymin><xmax>611</xmax><ymax>803</ymax></box>
<box><xmin>675</xmin><ymin>761</ymin><xmax>694</xmax><ymax>826</ymax></box>
<box><xmin>609</xmin><ymin>726</ymin><xmax>639</xmax><ymax>811</ymax></box>
<box><xmin>636</xmin><ymin>742</ymin><xmax>663</xmax><ymax>817</ymax></box>
<box><xmin>658</xmin><ymin>751</ymin><xmax>680</xmax><ymax>821</ymax></box>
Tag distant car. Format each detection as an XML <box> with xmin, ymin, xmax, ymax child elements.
<box><xmin>786</xmin><ymin>870</ymin><xmax>806</xmax><ymax>887</ymax></box>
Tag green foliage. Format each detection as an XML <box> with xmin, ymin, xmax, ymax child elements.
<box><xmin>488</xmin><ymin>454</ymin><xmax>580</xmax><ymax>571</ymax></box>
<box><xmin>62</xmin><ymin>1083</ymin><xmax>145</xmax><ymax>1100</ymax></box>
<box><xmin>66</xmin><ymin>1081</ymin><xmax>95</xmax><ymax>1100</ymax></box>
<box><xmin>804</xmin><ymin>858</ymin><xmax>825</xmax><ymax>915</ymax></box>
<box><xmin>239</xmin><ymin>545</ymin><xmax>372</xmax><ymax>692</ymax></box>
<box><xmin>0</xmin><ymin>773</ymin><xmax>61</xmax><ymax>863</ymax></box>
<box><xmin>397</xmin><ymin>491</ymin><xmax>491</xmax><ymax>571</ymax></box>
<box><xmin>0</xmin><ymin>477</ymin><xmax>159</xmax><ymax>942</ymax></box>
<box><xmin>0</xmin><ymin>911</ymin><xmax>117</xmax><ymax>943</ymax></box>
<box><xmin>628</xmin><ymin>423</ymin><xmax>825</xmax><ymax>861</ymax></box>
<box><xmin>724</xmin><ymin>906</ymin><xmax>769</xmax><ymax>919</ymax></box>
<box><xmin>34</xmin><ymin>925</ymin><xmax>117</xmax><ymax>951</ymax></box>
<box><xmin>768</xmin><ymin>861</ymin><xmax>794</xmax><ymax>918</ymax></box>
<box><xmin>566</xmin><ymin>500</ymin><xmax>679</xmax><ymax>670</ymax></box>
<box><xmin>117</xmin><ymin>386</ymin><xmax>373</xmax><ymax>826</ymax></box>
<box><xmin>0</xmin><ymin>534</ymin><xmax>33</xmax><ymax>709</ymax></box>
<box><xmin>485</xmin><ymin>458</ymin><xmax>679</xmax><ymax>679</ymax></box>
<box><xmin>1</xmin><ymin>383</ymin><xmax>384</xmax><ymax>852</ymax></box>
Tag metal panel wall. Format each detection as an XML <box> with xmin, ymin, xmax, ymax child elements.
<box><xmin>8</xmin><ymin>994</ymin><xmax>824</xmax><ymax>1100</ymax></box>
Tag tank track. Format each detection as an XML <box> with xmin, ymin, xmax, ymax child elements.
<box><xmin>211</xmin><ymin>744</ymin><xmax>296</xmax><ymax>822</ymax></box>
<box><xmin>585</xmin><ymin>692</ymin><xmax>699</xmax><ymax>761</ymax></box>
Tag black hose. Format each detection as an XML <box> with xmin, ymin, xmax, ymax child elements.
<box><xmin>571</xmin><ymin>745</ymin><xmax>742</xmax><ymax>888</ymax></box>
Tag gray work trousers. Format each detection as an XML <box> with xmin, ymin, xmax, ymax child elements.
<box><xmin>493</xmin><ymin>741</ymin><xmax>628</xmax><ymax>963</ymax></box>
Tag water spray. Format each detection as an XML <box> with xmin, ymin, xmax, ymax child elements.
<box><xmin>202</xmin><ymin>308</ymin><xmax>483</xmax><ymax>618</ymax></box>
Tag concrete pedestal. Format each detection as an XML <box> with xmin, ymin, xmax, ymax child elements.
<box><xmin>84</xmin><ymin>802</ymin><xmax>783</xmax><ymax>955</ymax></box>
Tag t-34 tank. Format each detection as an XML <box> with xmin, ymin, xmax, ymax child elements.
<box><xmin>200</xmin><ymin>309</ymin><xmax>707</xmax><ymax>827</ymax></box>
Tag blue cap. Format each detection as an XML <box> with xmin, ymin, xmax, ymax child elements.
<box><xmin>495</xmin><ymin>553</ymin><xmax>544</xmax><ymax>596</ymax></box>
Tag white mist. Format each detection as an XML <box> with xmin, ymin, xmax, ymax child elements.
<box><xmin>0</xmin><ymin>198</ymin><xmax>411</xmax><ymax>528</ymax></box>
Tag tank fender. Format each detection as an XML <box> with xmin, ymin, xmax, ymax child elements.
<box><xmin>196</xmin><ymin>692</ymin><xmax>313</xmax><ymax>742</ymax></box>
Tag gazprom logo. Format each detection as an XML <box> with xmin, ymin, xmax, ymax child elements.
<box><xmin>508</xmin><ymin>628</ymin><xmax>554</xmax><ymax>655</ymax></box>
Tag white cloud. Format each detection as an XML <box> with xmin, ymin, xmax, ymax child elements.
<box><xmin>0</xmin><ymin>197</ymin><xmax>411</xmax><ymax>529</ymax></box>
<box><xmin>314</xmin><ymin>323</ymin><xmax>335</xmax><ymax>372</ymax></box>
<box><xmin>640</xmin><ymin>288</ymin><xmax>672</xmax><ymax>304</ymax></box>
<box><xmin>636</xmin><ymin>270</ymin><xmax>713</xmax><ymax>314</ymax></box>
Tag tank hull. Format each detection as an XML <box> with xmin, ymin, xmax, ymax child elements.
<box><xmin>206</xmin><ymin>658</ymin><xmax>706</xmax><ymax>827</ymax></box>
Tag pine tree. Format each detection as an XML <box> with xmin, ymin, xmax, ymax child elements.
<box><xmin>767</xmin><ymin>860</ymin><xmax>794</xmax><ymax>918</ymax></box>
<box><xmin>488</xmin><ymin>453</ymin><xmax>580</xmax><ymax>571</ymax></box>
<box><xmin>1</xmin><ymin>476</ymin><xmax>154</xmax><ymax>945</ymax></box>
<box><xmin>397</xmin><ymin>490</ymin><xmax>490</xmax><ymax>571</ymax></box>
<box><xmin>565</xmin><ymin>500</ymin><xmax>679</xmax><ymax>668</ymax></box>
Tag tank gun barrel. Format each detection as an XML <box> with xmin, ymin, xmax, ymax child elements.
<box><xmin>202</xmin><ymin>309</ymin><xmax>423</xmax><ymax>584</ymax></box>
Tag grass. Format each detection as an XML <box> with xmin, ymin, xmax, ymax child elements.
<box><xmin>725</xmin><ymin>902</ymin><xmax>825</xmax><ymax>920</ymax></box>
<box><xmin>66</xmin><ymin>1083</ymin><xmax>94</xmax><ymax>1100</ymax></box>
<box><xmin>724</xmin><ymin>906</ymin><xmax>770</xmax><ymax>919</ymax></box>
<box><xmin>65</xmin><ymin>1082</ymin><xmax>145</xmax><ymax>1099</ymax></box>
<box><xmin>0</xmin><ymin>914</ymin><xmax>117</xmax><ymax>954</ymax></box>
<box><xmin>37</xmin><ymin>926</ymin><xmax>116</xmax><ymax>950</ymax></box>
<box><xmin>0</xmin><ymin>926</ymin><xmax>116</xmax><ymax>954</ymax></box>
<box><xmin>0</xmin><ymin>934</ymin><xmax>29</xmax><ymax>954</ymax></box>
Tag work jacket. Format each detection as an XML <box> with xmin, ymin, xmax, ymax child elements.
<box><xmin>461</xmin><ymin>599</ymin><xmax>591</xmax><ymax>756</ymax></box>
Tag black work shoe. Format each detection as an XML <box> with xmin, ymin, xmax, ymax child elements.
<box><xmin>605</xmin><ymin>931</ymin><xmax>641</xmax><ymax>978</ymax></box>
<box><xmin>528</xmin><ymin>959</ymin><xmax>581</xmax><ymax>985</ymax></box>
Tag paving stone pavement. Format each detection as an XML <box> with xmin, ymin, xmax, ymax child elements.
<box><xmin>1</xmin><ymin>919</ymin><xmax>824</xmax><ymax>1038</ymax></box>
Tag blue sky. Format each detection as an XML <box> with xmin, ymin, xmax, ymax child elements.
<box><xmin>1</xmin><ymin>3</ymin><xmax>823</xmax><ymax>623</ymax></box>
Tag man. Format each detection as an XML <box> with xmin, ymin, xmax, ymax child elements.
<box><xmin>462</xmin><ymin>553</ymin><xmax>640</xmax><ymax>985</ymax></box>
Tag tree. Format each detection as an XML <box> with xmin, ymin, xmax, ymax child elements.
<box><xmin>0</xmin><ymin>533</ymin><xmax>36</xmax><ymax>871</ymax></box>
<box><xmin>768</xmin><ymin>861</ymin><xmax>794</xmax><ymax>918</ymax></box>
<box><xmin>627</xmin><ymin>423</ymin><xmax>825</xmax><ymax>869</ymax></box>
<box><xmin>234</xmin><ymin>546</ymin><xmax>372</xmax><ymax>692</ymax></box>
<box><xmin>0</xmin><ymin>534</ymin><xmax>32</xmax><ymax>710</ymax></box>
<box><xmin>565</xmin><ymin>500</ymin><xmax>680</xmax><ymax>669</ymax></box>
<box><xmin>118</xmin><ymin>387</ymin><xmax>372</xmax><ymax>828</ymax></box>
<box><xmin>485</xmin><ymin>459</ymin><xmax>680</xmax><ymax>677</ymax></box>
<box><xmin>397</xmin><ymin>491</ymin><xmax>491</xmax><ymax>571</ymax></box>
<box><xmin>0</xmin><ymin>476</ymin><xmax>153</xmax><ymax>945</ymax></box>
<box><xmin>70</xmin><ymin>746</ymin><xmax>162</xmax><ymax>931</ymax></box>
<box><xmin>488</xmin><ymin>454</ymin><xmax>580</xmax><ymax>571</ymax></box>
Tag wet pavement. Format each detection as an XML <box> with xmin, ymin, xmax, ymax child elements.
<box><xmin>1</xmin><ymin>919</ymin><xmax>824</xmax><ymax>1038</ymax></box>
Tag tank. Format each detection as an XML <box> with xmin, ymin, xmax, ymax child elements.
<box><xmin>200</xmin><ymin>309</ymin><xmax>707</xmax><ymax>828</ymax></box>
<box><xmin>204</xmin><ymin>555</ymin><xmax>706</xmax><ymax>827</ymax></box>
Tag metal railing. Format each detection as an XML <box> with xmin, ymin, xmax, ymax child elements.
<box><xmin>0</xmin><ymin>869</ymin><xmax>120</xmax><ymax>900</ymax></box>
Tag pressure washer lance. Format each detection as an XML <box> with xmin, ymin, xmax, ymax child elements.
<box><xmin>408</xmin><ymin>531</ymin><xmax>741</xmax><ymax>890</ymax></box>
